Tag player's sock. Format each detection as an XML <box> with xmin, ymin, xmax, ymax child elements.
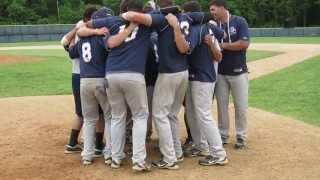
<box><xmin>68</xmin><ymin>129</ymin><xmax>80</xmax><ymax>146</ymax></box>
<box><xmin>95</xmin><ymin>132</ymin><xmax>104</xmax><ymax>150</ymax></box>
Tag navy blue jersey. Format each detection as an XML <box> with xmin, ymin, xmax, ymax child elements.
<box><xmin>69</xmin><ymin>35</ymin><xmax>108</xmax><ymax>78</ymax></box>
<box><xmin>145</xmin><ymin>32</ymin><xmax>159</xmax><ymax>86</ymax></box>
<box><xmin>93</xmin><ymin>16</ymin><xmax>152</xmax><ymax>74</ymax></box>
<box><xmin>150</xmin><ymin>12</ymin><xmax>207</xmax><ymax>73</ymax></box>
<box><xmin>187</xmin><ymin>24</ymin><xmax>224</xmax><ymax>82</ymax></box>
<box><xmin>218</xmin><ymin>15</ymin><xmax>250</xmax><ymax>76</ymax></box>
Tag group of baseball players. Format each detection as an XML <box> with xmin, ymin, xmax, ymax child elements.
<box><xmin>61</xmin><ymin>0</ymin><xmax>250</xmax><ymax>172</ymax></box>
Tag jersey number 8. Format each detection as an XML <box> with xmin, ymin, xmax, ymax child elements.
<box><xmin>82</xmin><ymin>42</ymin><xmax>92</xmax><ymax>63</ymax></box>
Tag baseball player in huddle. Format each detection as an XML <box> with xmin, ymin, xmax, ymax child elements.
<box><xmin>210</xmin><ymin>0</ymin><xmax>250</xmax><ymax>149</ymax></box>
<box><xmin>181</xmin><ymin>1</ymin><xmax>228</xmax><ymax>166</ymax></box>
<box><xmin>67</xmin><ymin>8</ymin><xmax>114</xmax><ymax>165</ymax></box>
<box><xmin>62</xmin><ymin>6</ymin><xmax>105</xmax><ymax>156</ymax></box>
<box><xmin>122</xmin><ymin>0</ymin><xmax>216</xmax><ymax>170</ymax></box>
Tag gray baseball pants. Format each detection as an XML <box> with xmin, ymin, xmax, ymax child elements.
<box><xmin>80</xmin><ymin>78</ymin><xmax>111</xmax><ymax>161</ymax></box>
<box><xmin>215</xmin><ymin>73</ymin><xmax>249</xmax><ymax>141</ymax></box>
<box><xmin>186</xmin><ymin>81</ymin><xmax>226</xmax><ymax>158</ymax></box>
<box><xmin>152</xmin><ymin>70</ymin><xmax>188</xmax><ymax>164</ymax></box>
<box><xmin>106</xmin><ymin>73</ymin><xmax>148</xmax><ymax>165</ymax></box>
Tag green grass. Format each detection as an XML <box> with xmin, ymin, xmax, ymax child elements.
<box><xmin>252</xmin><ymin>36</ymin><xmax>320</xmax><ymax>44</ymax></box>
<box><xmin>249</xmin><ymin>55</ymin><xmax>320</xmax><ymax>126</ymax></box>
<box><xmin>0</xmin><ymin>49</ymin><xmax>71</xmax><ymax>97</ymax></box>
<box><xmin>0</xmin><ymin>41</ymin><xmax>59</xmax><ymax>47</ymax></box>
<box><xmin>247</xmin><ymin>50</ymin><xmax>282</xmax><ymax>62</ymax></box>
<box><xmin>0</xmin><ymin>48</ymin><xmax>280</xmax><ymax>97</ymax></box>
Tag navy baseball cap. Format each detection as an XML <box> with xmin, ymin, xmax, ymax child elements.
<box><xmin>91</xmin><ymin>7</ymin><xmax>114</xmax><ymax>19</ymax></box>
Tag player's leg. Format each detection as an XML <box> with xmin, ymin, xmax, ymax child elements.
<box><xmin>215</xmin><ymin>74</ymin><xmax>231</xmax><ymax>144</ymax></box>
<box><xmin>94</xmin><ymin>78</ymin><xmax>112</xmax><ymax>163</ymax></box>
<box><xmin>94</xmin><ymin>113</ymin><xmax>104</xmax><ymax>157</ymax></box>
<box><xmin>190</xmin><ymin>81</ymin><xmax>227</xmax><ymax>166</ymax></box>
<box><xmin>146</xmin><ymin>85</ymin><xmax>154</xmax><ymax>142</ymax></box>
<box><xmin>229</xmin><ymin>73</ymin><xmax>249</xmax><ymax>149</ymax></box>
<box><xmin>183</xmin><ymin>108</ymin><xmax>193</xmax><ymax>149</ymax></box>
<box><xmin>80</xmin><ymin>79</ymin><xmax>100</xmax><ymax>165</ymax></box>
<box><xmin>65</xmin><ymin>73</ymin><xmax>83</xmax><ymax>154</ymax></box>
<box><xmin>168</xmin><ymin>71</ymin><xmax>189</xmax><ymax>161</ymax></box>
<box><xmin>152</xmin><ymin>73</ymin><xmax>179</xmax><ymax>169</ymax></box>
<box><xmin>185</xmin><ymin>81</ymin><xmax>209</xmax><ymax>157</ymax></box>
<box><xmin>122</xmin><ymin>73</ymin><xmax>150</xmax><ymax>171</ymax></box>
<box><xmin>105</xmin><ymin>74</ymin><xmax>127</xmax><ymax>168</ymax></box>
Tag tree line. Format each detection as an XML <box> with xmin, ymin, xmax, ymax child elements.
<box><xmin>0</xmin><ymin>0</ymin><xmax>319</xmax><ymax>27</ymax></box>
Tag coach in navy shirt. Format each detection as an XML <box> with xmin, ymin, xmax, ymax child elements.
<box><xmin>210</xmin><ymin>0</ymin><xmax>250</xmax><ymax>150</ymax></box>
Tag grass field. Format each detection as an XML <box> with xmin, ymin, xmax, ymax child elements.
<box><xmin>250</xmin><ymin>55</ymin><xmax>320</xmax><ymax>126</ymax></box>
<box><xmin>0</xmin><ymin>36</ymin><xmax>319</xmax><ymax>47</ymax></box>
<box><xmin>0</xmin><ymin>47</ymin><xmax>278</xmax><ymax>97</ymax></box>
<box><xmin>0</xmin><ymin>49</ymin><xmax>71</xmax><ymax>97</ymax></box>
<box><xmin>252</xmin><ymin>36</ymin><xmax>320</xmax><ymax>44</ymax></box>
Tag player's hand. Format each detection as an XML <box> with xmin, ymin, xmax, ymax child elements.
<box><xmin>204</xmin><ymin>34</ymin><xmax>214</xmax><ymax>47</ymax></box>
<box><xmin>121</xmin><ymin>11</ymin><xmax>137</xmax><ymax>21</ymax></box>
<box><xmin>165</xmin><ymin>13</ymin><xmax>179</xmax><ymax>29</ymax></box>
<box><xmin>127</xmin><ymin>22</ymin><xmax>138</xmax><ymax>32</ymax></box>
<box><xmin>208</xmin><ymin>20</ymin><xmax>218</xmax><ymax>26</ymax></box>
<box><xmin>95</xmin><ymin>27</ymin><xmax>109</xmax><ymax>35</ymax></box>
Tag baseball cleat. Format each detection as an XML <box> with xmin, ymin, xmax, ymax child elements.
<box><xmin>234</xmin><ymin>138</ymin><xmax>246</xmax><ymax>150</ymax></box>
<box><xmin>132</xmin><ymin>162</ymin><xmax>151</xmax><ymax>172</ymax></box>
<box><xmin>151</xmin><ymin>159</ymin><xmax>179</xmax><ymax>170</ymax></box>
<box><xmin>64</xmin><ymin>144</ymin><xmax>83</xmax><ymax>154</ymax></box>
<box><xmin>93</xmin><ymin>148</ymin><xmax>103</xmax><ymax>158</ymax></box>
<box><xmin>184</xmin><ymin>148</ymin><xmax>210</xmax><ymax>157</ymax></box>
<box><xmin>104</xmin><ymin>157</ymin><xmax>112</xmax><ymax>165</ymax></box>
<box><xmin>110</xmin><ymin>159</ymin><xmax>121</xmax><ymax>169</ymax></box>
<box><xmin>82</xmin><ymin>159</ymin><xmax>93</xmax><ymax>165</ymax></box>
<box><xmin>198</xmin><ymin>156</ymin><xmax>228</xmax><ymax>166</ymax></box>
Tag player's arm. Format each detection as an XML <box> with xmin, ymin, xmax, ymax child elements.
<box><xmin>220</xmin><ymin>18</ymin><xmax>250</xmax><ymax>51</ymax></box>
<box><xmin>220</xmin><ymin>40</ymin><xmax>249</xmax><ymax>51</ymax></box>
<box><xmin>122</xmin><ymin>11</ymin><xmax>153</xmax><ymax>26</ymax></box>
<box><xmin>107</xmin><ymin>22</ymin><xmax>138</xmax><ymax>48</ymax></box>
<box><xmin>68</xmin><ymin>42</ymin><xmax>80</xmax><ymax>59</ymax></box>
<box><xmin>204</xmin><ymin>34</ymin><xmax>222</xmax><ymax>62</ymax></box>
<box><xmin>165</xmin><ymin>13</ymin><xmax>190</xmax><ymax>54</ymax></box>
<box><xmin>77</xmin><ymin>26</ymin><xmax>109</xmax><ymax>37</ymax></box>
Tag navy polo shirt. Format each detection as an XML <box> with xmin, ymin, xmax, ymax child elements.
<box><xmin>218</xmin><ymin>15</ymin><xmax>250</xmax><ymax>76</ymax></box>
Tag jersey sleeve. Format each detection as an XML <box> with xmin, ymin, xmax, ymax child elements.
<box><xmin>238</xmin><ymin>17</ymin><xmax>250</xmax><ymax>41</ymax></box>
<box><xmin>92</xmin><ymin>17</ymin><xmax>113</xmax><ymax>29</ymax></box>
<box><xmin>150</xmin><ymin>13</ymin><xmax>166</xmax><ymax>31</ymax></box>
<box><xmin>188</xmin><ymin>26</ymin><xmax>202</xmax><ymax>53</ymax></box>
<box><xmin>186</xmin><ymin>12</ymin><xmax>207</xmax><ymax>25</ymax></box>
<box><xmin>68</xmin><ymin>42</ymin><xmax>80</xmax><ymax>59</ymax></box>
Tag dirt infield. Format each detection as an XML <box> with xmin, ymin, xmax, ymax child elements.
<box><xmin>0</xmin><ymin>96</ymin><xmax>319</xmax><ymax>180</ymax></box>
<box><xmin>0</xmin><ymin>43</ymin><xmax>320</xmax><ymax>180</ymax></box>
<box><xmin>0</xmin><ymin>54</ymin><xmax>40</xmax><ymax>64</ymax></box>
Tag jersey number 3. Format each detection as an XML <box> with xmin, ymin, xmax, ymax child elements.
<box><xmin>119</xmin><ymin>25</ymin><xmax>139</xmax><ymax>42</ymax></box>
<box><xmin>180</xmin><ymin>21</ymin><xmax>190</xmax><ymax>36</ymax></box>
